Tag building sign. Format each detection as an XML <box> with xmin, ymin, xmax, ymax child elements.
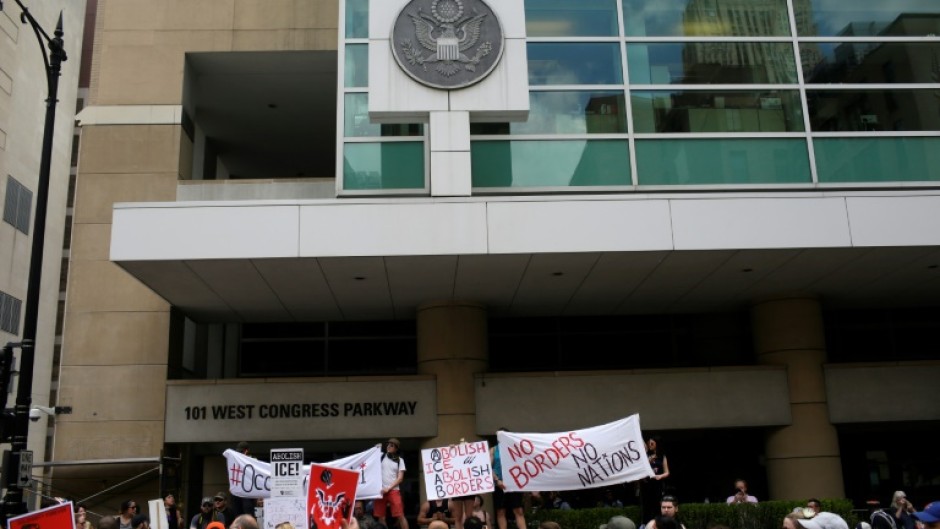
<box><xmin>391</xmin><ymin>0</ymin><xmax>504</xmax><ymax>89</ymax></box>
<box><xmin>165</xmin><ymin>379</ymin><xmax>437</xmax><ymax>443</ymax></box>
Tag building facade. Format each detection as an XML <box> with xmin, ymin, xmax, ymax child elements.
<box><xmin>55</xmin><ymin>0</ymin><xmax>940</xmax><ymax>519</ymax></box>
<box><xmin>0</xmin><ymin>0</ymin><xmax>85</xmax><ymax>508</ymax></box>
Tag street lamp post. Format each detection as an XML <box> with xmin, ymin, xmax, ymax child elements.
<box><xmin>0</xmin><ymin>0</ymin><xmax>67</xmax><ymax>521</ymax></box>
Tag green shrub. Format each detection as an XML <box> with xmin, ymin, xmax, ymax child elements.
<box><xmin>525</xmin><ymin>500</ymin><xmax>857</xmax><ymax>529</ymax></box>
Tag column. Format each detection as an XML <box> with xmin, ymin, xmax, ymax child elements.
<box><xmin>416</xmin><ymin>301</ymin><xmax>488</xmax><ymax>447</ymax></box>
<box><xmin>751</xmin><ymin>296</ymin><xmax>845</xmax><ymax>500</ymax></box>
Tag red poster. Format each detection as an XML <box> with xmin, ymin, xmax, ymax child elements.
<box><xmin>8</xmin><ymin>501</ymin><xmax>75</xmax><ymax>529</ymax></box>
<box><xmin>307</xmin><ymin>464</ymin><xmax>360</xmax><ymax>529</ymax></box>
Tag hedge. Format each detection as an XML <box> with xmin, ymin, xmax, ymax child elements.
<box><xmin>526</xmin><ymin>499</ymin><xmax>858</xmax><ymax>529</ymax></box>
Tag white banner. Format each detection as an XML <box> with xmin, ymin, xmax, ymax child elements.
<box><xmin>421</xmin><ymin>440</ymin><xmax>494</xmax><ymax>500</ymax></box>
<box><xmin>497</xmin><ymin>415</ymin><xmax>653</xmax><ymax>492</ymax></box>
<box><xmin>224</xmin><ymin>446</ymin><xmax>382</xmax><ymax>499</ymax></box>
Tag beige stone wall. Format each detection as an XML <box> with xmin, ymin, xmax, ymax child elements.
<box><xmin>57</xmin><ymin>0</ymin><xmax>339</xmax><ymax>510</ymax></box>
<box><xmin>89</xmin><ymin>0</ymin><xmax>339</xmax><ymax>106</ymax></box>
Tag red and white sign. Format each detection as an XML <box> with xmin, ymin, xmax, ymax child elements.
<box><xmin>307</xmin><ymin>464</ymin><xmax>359</xmax><ymax>529</ymax></box>
<box><xmin>8</xmin><ymin>501</ymin><xmax>75</xmax><ymax>529</ymax></box>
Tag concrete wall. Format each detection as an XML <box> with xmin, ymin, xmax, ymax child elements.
<box><xmin>56</xmin><ymin>0</ymin><xmax>341</xmax><ymax>510</ymax></box>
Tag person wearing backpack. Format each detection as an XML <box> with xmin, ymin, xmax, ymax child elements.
<box><xmin>375</xmin><ymin>438</ymin><xmax>409</xmax><ymax>529</ymax></box>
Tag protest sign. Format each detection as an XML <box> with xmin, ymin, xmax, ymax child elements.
<box><xmin>271</xmin><ymin>448</ymin><xmax>305</xmax><ymax>497</ymax></box>
<box><xmin>224</xmin><ymin>445</ymin><xmax>381</xmax><ymax>499</ymax></box>
<box><xmin>421</xmin><ymin>440</ymin><xmax>494</xmax><ymax>500</ymax></box>
<box><xmin>263</xmin><ymin>497</ymin><xmax>307</xmax><ymax>529</ymax></box>
<box><xmin>307</xmin><ymin>465</ymin><xmax>359</xmax><ymax>529</ymax></box>
<box><xmin>496</xmin><ymin>415</ymin><xmax>653</xmax><ymax>492</ymax></box>
<box><xmin>7</xmin><ymin>501</ymin><xmax>74</xmax><ymax>529</ymax></box>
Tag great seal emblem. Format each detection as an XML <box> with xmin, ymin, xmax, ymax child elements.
<box><xmin>391</xmin><ymin>0</ymin><xmax>504</xmax><ymax>89</ymax></box>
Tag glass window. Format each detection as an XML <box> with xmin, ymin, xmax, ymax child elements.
<box><xmin>623</xmin><ymin>0</ymin><xmax>790</xmax><ymax>37</ymax></box>
<box><xmin>344</xmin><ymin>94</ymin><xmax>424</xmax><ymax>137</ymax></box>
<box><xmin>797</xmin><ymin>1</ymin><xmax>940</xmax><ymax>37</ymax></box>
<box><xmin>632</xmin><ymin>90</ymin><xmax>804</xmax><ymax>133</ymax></box>
<box><xmin>345</xmin><ymin>0</ymin><xmax>368</xmax><ymax>38</ymax></box>
<box><xmin>635</xmin><ymin>138</ymin><xmax>811</xmax><ymax>185</ymax></box>
<box><xmin>802</xmin><ymin>42</ymin><xmax>940</xmax><ymax>84</ymax></box>
<box><xmin>528</xmin><ymin>43</ymin><xmax>623</xmax><ymax>85</ymax></box>
<box><xmin>525</xmin><ymin>0</ymin><xmax>620</xmax><ymax>37</ymax></box>
<box><xmin>807</xmin><ymin>89</ymin><xmax>940</xmax><ymax>132</ymax></box>
<box><xmin>345</xmin><ymin>93</ymin><xmax>378</xmax><ymax>137</ymax></box>
<box><xmin>343</xmin><ymin>142</ymin><xmax>425</xmax><ymax>190</ymax></box>
<box><xmin>471</xmin><ymin>140</ymin><xmax>631</xmax><ymax>187</ymax></box>
<box><xmin>814</xmin><ymin>138</ymin><xmax>940</xmax><ymax>183</ymax></box>
<box><xmin>345</xmin><ymin>44</ymin><xmax>368</xmax><ymax>87</ymax></box>
<box><xmin>510</xmin><ymin>91</ymin><xmax>627</xmax><ymax>134</ymax></box>
<box><xmin>628</xmin><ymin>43</ymin><xmax>798</xmax><ymax>85</ymax></box>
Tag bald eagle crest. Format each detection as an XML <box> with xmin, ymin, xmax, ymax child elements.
<box><xmin>401</xmin><ymin>8</ymin><xmax>492</xmax><ymax>76</ymax></box>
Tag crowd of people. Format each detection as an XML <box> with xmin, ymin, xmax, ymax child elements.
<box><xmin>60</xmin><ymin>437</ymin><xmax>940</xmax><ymax>529</ymax></box>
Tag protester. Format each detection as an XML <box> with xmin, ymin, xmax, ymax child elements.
<box><xmin>230</xmin><ymin>515</ymin><xmax>259</xmax><ymax>529</ymax></box>
<box><xmin>600</xmin><ymin>515</ymin><xmax>636</xmax><ymax>529</ymax></box>
<box><xmin>233</xmin><ymin>442</ymin><xmax>257</xmax><ymax>517</ymax></box>
<box><xmin>192</xmin><ymin>497</ymin><xmax>225</xmax><ymax>529</ymax></box>
<box><xmin>215</xmin><ymin>492</ymin><xmax>237</xmax><ymax>526</ymax></box>
<box><xmin>119</xmin><ymin>500</ymin><xmax>139</xmax><ymax>529</ymax></box>
<box><xmin>417</xmin><ymin>498</ymin><xmax>454</xmax><ymax>528</ymax></box>
<box><xmin>99</xmin><ymin>516</ymin><xmax>119</xmax><ymax>529</ymax></box>
<box><xmin>375</xmin><ymin>438</ymin><xmax>409</xmax><ymax>529</ymax></box>
<box><xmin>165</xmin><ymin>494</ymin><xmax>184</xmax><ymax>529</ymax></box>
<box><xmin>639</xmin><ymin>437</ymin><xmax>670</xmax><ymax>525</ymax></box>
<box><xmin>726</xmin><ymin>479</ymin><xmax>758</xmax><ymax>504</ymax></box>
<box><xmin>491</xmin><ymin>428</ymin><xmax>526</xmax><ymax>529</ymax></box>
<box><xmin>354</xmin><ymin>500</ymin><xmax>377</xmax><ymax>529</ymax></box>
<box><xmin>132</xmin><ymin>514</ymin><xmax>150</xmax><ymax>529</ymax></box>
<box><xmin>913</xmin><ymin>502</ymin><xmax>940</xmax><ymax>529</ymax></box>
<box><xmin>599</xmin><ymin>489</ymin><xmax>623</xmax><ymax>508</ymax></box>
<box><xmin>645</xmin><ymin>496</ymin><xmax>686</xmax><ymax>529</ymax></box>
<box><xmin>783</xmin><ymin>509</ymin><xmax>849</xmax><ymax>529</ymax></box>
<box><xmin>470</xmin><ymin>495</ymin><xmax>491</xmax><ymax>529</ymax></box>
<box><xmin>76</xmin><ymin>503</ymin><xmax>94</xmax><ymax>529</ymax></box>
<box><xmin>891</xmin><ymin>491</ymin><xmax>916</xmax><ymax>529</ymax></box>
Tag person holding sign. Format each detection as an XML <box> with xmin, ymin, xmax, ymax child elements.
<box><xmin>376</xmin><ymin>438</ymin><xmax>410</xmax><ymax>529</ymax></box>
<box><xmin>490</xmin><ymin>429</ymin><xmax>526</xmax><ymax>529</ymax></box>
<box><xmin>639</xmin><ymin>437</ymin><xmax>670</xmax><ymax>525</ymax></box>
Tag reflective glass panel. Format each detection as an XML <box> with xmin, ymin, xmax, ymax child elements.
<box><xmin>344</xmin><ymin>94</ymin><xmax>423</xmax><ymax>137</ymax></box>
<box><xmin>343</xmin><ymin>142</ymin><xmax>425</xmax><ymax>190</ymax></box>
<box><xmin>345</xmin><ymin>44</ymin><xmax>368</xmax><ymax>87</ymax></box>
<box><xmin>802</xmin><ymin>42</ymin><xmax>940</xmax><ymax>84</ymax></box>
<box><xmin>807</xmin><ymin>90</ymin><xmax>940</xmax><ymax>131</ymax></box>
<box><xmin>528</xmin><ymin>43</ymin><xmax>623</xmax><ymax>85</ymax></box>
<box><xmin>525</xmin><ymin>0</ymin><xmax>620</xmax><ymax>37</ymax></box>
<box><xmin>471</xmin><ymin>140</ymin><xmax>631</xmax><ymax>187</ymax></box>
<box><xmin>345</xmin><ymin>0</ymin><xmax>369</xmax><ymax>38</ymax></box>
<box><xmin>511</xmin><ymin>91</ymin><xmax>627</xmax><ymax>134</ymax></box>
<box><xmin>623</xmin><ymin>0</ymin><xmax>790</xmax><ymax>36</ymax></box>
<box><xmin>632</xmin><ymin>90</ymin><xmax>804</xmax><ymax>133</ymax></box>
<box><xmin>627</xmin><ymin>43</ymin><xmax>797</xmax><ymax>84</ymax></box>
<box><xmin>815</xmin><ymin>137</ymin><xmax>940</xmax><ymax>182</ymax></box>
<box><xmin>798</xmin><ymin>0</ymin><xmax>940</xmax><ymax>37</ymax></box>
<box><xmin>635</xmin><ymin>138</ymin><xmax>811</xmax><ymax>185</ymax></box>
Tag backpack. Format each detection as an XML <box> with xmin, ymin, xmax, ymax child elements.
<box><xmin>871</xmin><ymin>510</ymin><xmax>898</xmax><ymax>529</ymax></box>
